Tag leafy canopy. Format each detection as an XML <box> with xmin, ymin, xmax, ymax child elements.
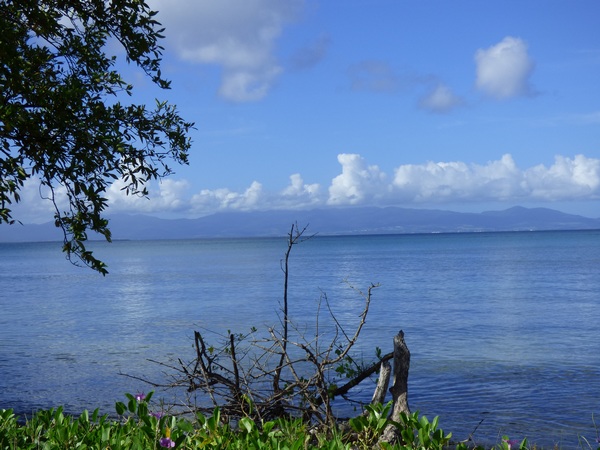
<box><xmin>0</xmin><ymin>0</ymin><xmax>194</xmax><ymax>274</ymax></box>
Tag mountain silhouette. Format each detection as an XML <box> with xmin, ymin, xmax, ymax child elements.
<box><xmin>2</xmin><ymin>206</ymin><xmax>599</xmax><ymax>243</ymax></box>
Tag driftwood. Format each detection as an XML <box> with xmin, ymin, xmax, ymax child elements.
<box><xmin>379</xmin><ymin>330</ymin><xmax>411</xmax><ymax>445</ymax></box>
<box><xmin>124</xmin><ymin>224</ymin><xmax>414</xmax><ymax>429</ymax></box>
<box><xmin>187</xmin><ymin>284</ymin><xmax>387</xmax><ymax>421</ymax></box>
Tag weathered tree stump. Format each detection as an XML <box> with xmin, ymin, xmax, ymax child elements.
<box><xmin>379</xmin><ymin>330</ymin><xmax>411</xmax><ymax>445</ymax></box>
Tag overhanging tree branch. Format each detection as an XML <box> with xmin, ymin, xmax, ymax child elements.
<box><xmin>0</xmin><ymin>0</ymin><xmax>194</xmax><ymax>274</ymax></box>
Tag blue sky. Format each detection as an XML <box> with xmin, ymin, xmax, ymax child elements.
<box><xmin>14</xmin><ymin>1</ymin><xmax>600</xmax><ymax>222</ymax></box>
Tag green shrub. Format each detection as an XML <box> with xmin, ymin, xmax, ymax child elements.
<box><xmin>1</xmin><ymin>394</ymin><xmax>599</xmax><ymax>450</ymax></box>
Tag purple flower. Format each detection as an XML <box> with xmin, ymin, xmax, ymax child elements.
<box><xmin>159</xmin><ymin>437</ymin><xmax>175</xmax><ymax>448</ymax></box>
<box><xmin>503</xmin><ymin>438</ymin><xmax>520</xmax><ymax>449</ymax></box>
<box><xmin>135</xmin><ymin>392</ymin><xmax>146</xmax><ymax>402</ymax></box>
<box><xmin>150</xmin><ymin>411</ymin><xmax>164</xmax><ymax>419</ymax></box>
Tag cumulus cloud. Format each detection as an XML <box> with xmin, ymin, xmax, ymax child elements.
<box><xmin>281</xmin><ymin>173</ymin><xmax>320</xmax><ymax>198</ymax></box>
<box><xmin>107</xmin><ymin>178</ymin><xmax>191</xmax><ymax>213</ymax></box>
<box><xmin>475</xmin><ymin>36</ymin><xmax>536</xmax><ymax>99</ymax></box>
<box><xmin>151</xmin><ymin>0</ymin><xmax>302</xmax><ymax>101</ymax></box>
<box><xmin>418</xmin><ymin>83</ymin><xmax>464</xmax><ymax>113</ymax></box>
<box><xmin>80</xmin><ymin>154</ymin><xmax>600</xmax><ymax>217</ymax></box>
<box><xmin>524</xmin><ymin>155</ymin><xmax>600</xmax><ymax>199</ymax></box>
<box><xmin>328</xmin><ymin>154</ymin><xmax>388</xmax><ymax>205</ymax></box>
<box><xmin>10</xmin><ymin>154</ymin><xmax>600</xmax><ymax>225</ymax></box>
<box><xmin>392</xmin><ymin>154</ymin><xmax>526</xmax><ymax>202</ymax></box>
<box><xmin>190</xmin><ymin>181</ymin><xmax>264</xmax><ymax>214</ymax></box>
<box><xmin>386</xmin><ymin>154</ymin><xmax>599</xmax><ymax>204</ymax></box>
<box><xmin>180</xmin><ymin>153</ymin><xmax>600</xmax><ymax>214</ymax></box>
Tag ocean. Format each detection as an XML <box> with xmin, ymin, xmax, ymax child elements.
<box><xmin>1</xmin><ymin>230</ymin><xmax>599</xmax><ymax>447</ymax></box>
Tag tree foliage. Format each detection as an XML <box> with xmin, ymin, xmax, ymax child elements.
<box><xmin>0</xmin><ymin>0</ymin><xmax>194</xmax><ymax>274</ymax></box>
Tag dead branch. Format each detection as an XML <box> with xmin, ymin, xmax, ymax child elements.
<box><xmin>130</xmin><ymin>223</ymin><xmax>411</xmax><ymax>427</ymax></box>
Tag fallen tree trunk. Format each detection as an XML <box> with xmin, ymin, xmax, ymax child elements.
<box><xmin>327</xmin><ymin>352</ymin><xmax>393</xmax><ymax>401</ymax></box>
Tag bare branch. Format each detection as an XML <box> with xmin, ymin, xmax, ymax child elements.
<box><xmin>127</xmin><ymin>224</ymin><xmax>408</xmax><ymax>427</ymax></box>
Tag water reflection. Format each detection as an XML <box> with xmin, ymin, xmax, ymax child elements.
<box><xmin>114</xmin><ymin>256</ymin><xmax>154</xmax><ymax>322</ymax></box>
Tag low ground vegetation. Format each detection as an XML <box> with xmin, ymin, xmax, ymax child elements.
<box><xmin>0</xmin><ymin>392</ymin><xmax>561</xmax><ymax>449</ymax></box>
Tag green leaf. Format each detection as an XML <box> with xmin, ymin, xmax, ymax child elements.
<box><xmin>115</xmin><ymin>402</ymin><xmax>126</xmax><ymax>416</ymax></box>
<box><xmin>176</xmin><ymin>418</ymin><xmax>194</xmax><ymax>433</ymax></box>
<box><xmin>144</xmin><ymin>391</ymin><xmax>154</xmax><ymax>403</ymax></box>
<box><xmin>128</xmin><ymin>398</ymin><xmax>137</xmax><ymax>413</ymax></box>
<box><xmin>238</xmin><ymin>417</ymin><xmax>254</xmax><ymax>434</ymax></box>
<box><xmin>101</xmin><ymin>425</ymin><xmax>111</xmax><ymax>442</ymax></box>
<box><xmin>137</xmin><ymin>401</ymin><xmax>148</xmax><ymax>418</ymax></box>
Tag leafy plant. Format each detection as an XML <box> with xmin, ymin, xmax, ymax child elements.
<box><xmin>4</xmin><ymin>396</ymin><xmax>600</xmax><ymax>450</ymax></box>
<box><xmin>387</xmin><ymin>410</ymin><xmax>453</xmax><ymax>450</ymax></box>
<box><xmin>348</xmin><ymin>401</ymin><xmax>394</xmax><ymax>449</ymax></box>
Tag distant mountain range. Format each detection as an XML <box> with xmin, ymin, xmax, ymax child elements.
<box><xmin>1</xmin><ymin>206</ymin><xmax>600</xmax><ymax>243</ymax></box>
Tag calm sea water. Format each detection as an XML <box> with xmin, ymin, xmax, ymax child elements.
<box><xmin>1</xmin><ymin>230</ymin><xmax>599</xmax><ymax>447</ymax></box>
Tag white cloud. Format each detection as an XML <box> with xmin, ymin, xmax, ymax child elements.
<box><xmin>388</xmin><ymin>154</ymin><xmax>599</xmax><ymax>203</ymax></box>
<box><xmin>392</xmin><ymin>154</ymin><xmax>526</xmax><ymax>202</ymax></box>
<box><xmin>275</xmin><ymin>174</ymin><xmax>321</xmax><ymax>209</ymax></box>
<box><xmin>168</xmin><ymin>175</ymin><xmax>321</xmax><ymax>216</ymax></box>
<box><xmin>9</xmin><ymin>155</ymin><xmax>600</xmax><ymax>224</ymax></box>
<box><xmin>475</xmin><ymin>36</ymin><xmax>535</xmax><ymax>99</ymax></box>
<box><xmin>6</xmin><ymin>178</ymin><xmax>65</xmax><ymax>224</ymax></box>
<box><xmin>418</xmin><ymin>83</ymin><xmax>464</xmax><ymax>113</ymax></box>
<box><xmin>327</xmin><ymin>154</ymin><xmax>388</xmax><ymax>205</ymax></box>
<box><xmin>151</xmin><ymin>0</ymin><xmax>302</xmax><ymax>101</ymax></box>
<box><xmin>525</xmin><ymin>155</ymin><xmax>600</xmax><ymax>199</ymax></box>
<box><xmin>320</xmin><ymin>154</ymin><xmax>597</xmax><ymax>207</ymax></box>
<box><xmin>107</xmin><ymin>178</ymin><xmax>191</xmax><ymax>213</ymax></box>
<box><xmin>281</xmin><ymin>173</ymin><xmax>319</xmax><ymax>196</ymax></box>
<box><xmin>218</xmin><ymin>67</ymin><xmax>282</xmax><ymax>102</ymax></box>
<box><xmin>190</xmin><ymin>181</ymin><xmax>264</xmax><ymax>214</ymax></box>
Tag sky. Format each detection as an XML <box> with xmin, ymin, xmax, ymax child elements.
<box><xmin>13</xmin><ymin>0</ymin><xmax>600</xmax><ymax>222</ymax></box>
